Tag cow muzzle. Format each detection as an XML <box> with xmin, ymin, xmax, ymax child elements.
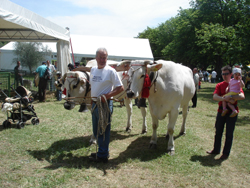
<box><xmin>126</xmin><ymin>89</ymin><xmax>134</xmax><ymax>98</ymax></box>
<box><xmin>64</xmin><ymin>101</ymin><xmax>75</xmax><ymax>110</ymax></box>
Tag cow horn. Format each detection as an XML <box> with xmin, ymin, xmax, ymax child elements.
<box><xmin>118</xmin><ymin>60</ymin><xmax>131</xmax><ymax>66</ymax></box>
<box><xmin>116</xmin><ymin>60</ymin><xmax>131</xmax><ymax>71</ymax></box>
<box><xmin>144</xmin><ymin>60</ymin><xmax>151</xmax><ymax>65</ymax></box>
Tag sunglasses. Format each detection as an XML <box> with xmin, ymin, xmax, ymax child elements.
<box><xmin>222</xmin><ymin>73</ymin><xmax>230</xmax><ymax>76</ymax></box>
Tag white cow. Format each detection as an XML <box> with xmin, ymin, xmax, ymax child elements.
<box><xmin>61</xmin><ymin>60</ymin><xmax>147</xmax><ymax>144</ymax></box>
<box><xmin>117</xmin><ymin>60</ymin><xmax>195</xmax><ymax>154</ymax></box>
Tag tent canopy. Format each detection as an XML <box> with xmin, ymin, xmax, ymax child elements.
<box><xmin>1</xmin><ymin>34</ymin><xmax>154</xmax><ymax>62</ymax></box>
<box><xmin>0</xmin><ymin>0</ymin><xmax>72</xmax><ymax>75</ymax></box>
<box><xmin>0</xmin><ymin>0</ymin><xmax>70</xmax><ymax>42</ymax></box>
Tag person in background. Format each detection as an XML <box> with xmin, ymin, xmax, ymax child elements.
<box><xmin>211</xmin><ymin>70</ymin><xmax>217</xmax><ymax>83</ymax></box>
<box><xmin>54</xmin><ymin>61</ymin><xmax>57</xmax><ymax>70</ymax></box>
<box><xmin>192</xmin><ymin>68</ymin><xmax>199</xmax><ymax>108</ymax></box>
<box><xmin>46</xmin><ymin>60</ymin><xmax>56</xmax><ymax>91</ymax></box>
<box><xmin>14</xmin><ymin>61</ymin><xmax>23</xmax><ymax>88</ymax></box>
<box><xmin>206</xmin><ymin>65</ymin><xmax>245</xmax><ymax>160</ymax></box>
<box><xmin>54</xmin><ymin>71</ymin><xmax>62</xmax><ymax>101</ymax></box>
<box><xmin>36</xmin><ymin>62</ymin><xmax>50</xmax><ymax>102</ymax></box>
<box><xmin>68</xmin><ymin>64</ymin><xmax>75</xmax><ymax>71</ymax></box>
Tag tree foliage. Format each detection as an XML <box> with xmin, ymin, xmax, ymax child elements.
<box><xmin>137</xmin><ymin>0</ymin><xmax>250</xmax><ymax>72</ymax></box>
<box><xmin>13</xmin><ymin>42</ymin><xmax>51</xmax><ymax>73</ymax></box>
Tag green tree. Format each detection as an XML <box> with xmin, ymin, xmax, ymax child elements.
<box><xmin>0</xmin><ymin>41</ymin><xmax>9</xmax><ymax>48</ymax></box>
<box><xmin>13</xmin><ymin>42</ymin><xmax>51</xmax><ymax>73</ymax></box>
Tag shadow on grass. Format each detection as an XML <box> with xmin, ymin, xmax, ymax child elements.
<box><xmin>190</xmin><ymin>154</ymin><xmax>223</xmax><ymax>167</ymax></box>
<box><xmin>27</xmin><ymin>131</ymin><xmax>185</xmax><ymax>172</ymax></box>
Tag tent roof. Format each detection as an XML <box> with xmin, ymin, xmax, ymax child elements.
<box><xmin>1</xmin><ymin>34</ymin><xmax>154</xmax><ymax>60</ymax></box>
<box><xmin>0</xmin><ymin>0</ymin><xmax>70</xmax><ymax>42</ymax></box>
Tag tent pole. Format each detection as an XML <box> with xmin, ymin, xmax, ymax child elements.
<box><xmin>70</xmin><ymin>38</ymin><xmax>75</xmax><ymax>66</ymax></box>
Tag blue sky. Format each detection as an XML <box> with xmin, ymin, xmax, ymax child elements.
<box><xmin>10</xmin><ymin>0</ymin><xmax>191</xmax><ymax>38</ymax></box>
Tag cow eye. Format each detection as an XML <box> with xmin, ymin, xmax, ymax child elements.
<box><xmin>140</xmin><ymin>75</ymin><xmax>145</xmax><ymax>79</ymax></box>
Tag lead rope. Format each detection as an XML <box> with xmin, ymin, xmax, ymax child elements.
<box><xmin>91</xmin><ymin>95</ymin><xmax>111</xmax><ymax>158</ymax></box>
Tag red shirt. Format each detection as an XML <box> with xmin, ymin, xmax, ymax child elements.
<box><xmin>213</xmin><ymin>81</ymin><xmax>244</xmax><ymax>113</ymax></box>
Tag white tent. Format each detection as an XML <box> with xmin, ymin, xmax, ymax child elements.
<box><xmin>0</xmin><ymin>34</ymin><xmax>154</xmax><ymax>71</ymax></box>
<box><xmin>0</xmin><ymin>0</ymin><xmax>72</xmax><ymax>75</ymax></box>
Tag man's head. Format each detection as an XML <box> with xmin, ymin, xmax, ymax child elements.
<box><xmin>193</xmin><ymin>68</ymin><xmax>198</xmax><ymax>74</ymax></box>
<box><xmin>68</xmin><ymin>64</ymin><xmax>74</xmax><ymax>71</ymax></box>
<box><xmin>221</xmin><ymin>65</ymin><xmax>232</xmax><ymax>83</ymax></box>
<box><xmin>46</xmin><ymin>60</ymin><xmax>50</xmax><ymax>66</ymax></box>
<box><xmin>96</xmin><ymin>48</ymin><xmax>108</xmax><ymax>69</ymax></box>
<box><xmin>17</xmin><ymin>61</ymin><xmax>21</xmax><ymax>66</ymax></box>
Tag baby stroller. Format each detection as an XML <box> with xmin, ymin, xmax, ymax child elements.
<box><xmin>1</xmin><ymin>84</ymin><xmax>39</xmax><ymax>129</ymax></box>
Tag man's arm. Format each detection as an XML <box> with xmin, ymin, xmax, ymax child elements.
<box><xmin>101</xmin><ymin>86</ymin><xmax>124</xmax><ymax>102</ymax></box>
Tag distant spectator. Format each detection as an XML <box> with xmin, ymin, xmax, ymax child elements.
<box><xmin>46</xmin><ymin>60</ymin><xmax>56</xmax><ymax>91</ymax></box>
<box><xmin>211</xmin><ymin>70</ymin><xmax>217</xmax><ymax>83</ymax></box>
<box><xmin>203</xmin><ymin>70</ymin><xmax>209</xmax><ymax>82</ymax></box>
<box><xmin>14</xmin><ymin>61</ymin><xmax>23</xmax><ymax>88</ymax></box>
<box><xmin>36</xmin><ymin>62</ymin><xmax>51</xmax><ymax>102</ymax></box>
<box><xmin>68</xmin><ymin>63</ymin><xmax>74</xmax><ymax>71</ymax></box>
<box><xmin>54</xmin><ymin>71</ymin><xmax>62</xmax><ymax>101</ymax></box>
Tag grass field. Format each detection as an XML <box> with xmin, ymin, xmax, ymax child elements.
<box><xmin>0</xmin><ymin>82</ymin><xmax>249</xmax><ymax>187</ymax></box>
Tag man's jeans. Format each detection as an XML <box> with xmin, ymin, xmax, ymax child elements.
<box><xmin>92</xmin><ymin>100</ymin><xmax>113</xmax><ymax>158</ymax></box>
<box><xmin>213</xmin><ymin>112</ymin><xmax>237</xmax><ymax>156</ymax></box>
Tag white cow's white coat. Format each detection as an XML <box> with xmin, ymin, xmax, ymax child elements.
<box><xmin>119</xmin><ymin>60</ymin><xmax>195</xmax><ymax>153</ymax></box>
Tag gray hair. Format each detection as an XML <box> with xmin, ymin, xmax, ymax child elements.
<box><xmin>96</xmin><ymin>47</ymin><xmax>108</xmax><ymax>57</ymax></box>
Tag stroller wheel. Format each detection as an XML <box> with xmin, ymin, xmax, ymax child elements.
<box><xmin>3</xmin><ymin>120</ymin><xmax>11</xmax><ymax>129</ymax></box>
<box><xmin>17</xmin><ymin>121</ymin><xmax>25</xmax><ymax>129</ymax></box>
<box><xmin>31</xmin><ymin>118</ymin><xmax>39</xmax><ymax>125</ymax></box>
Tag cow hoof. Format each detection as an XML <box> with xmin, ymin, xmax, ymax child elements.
<box><xmin>149</xmin><ymin>143</ymin><xmax>157</xmax><ymax>149</ymax></box>
<box><xmin>179</xmin><ymin>132</ymin><xmax>186</xmax><ymax>136</ymax></box>
<box><xmin>126</xmin><ymin>127</ymin><xmax>131</xmax><ymax>133</ymax></box>
<box><xmin>141</xmin><ymin>130</ymin><xmax>147</xmax><ymax>134</ymax></box>
<box><xmin>167</xmin><ymin>150</ymin><xmax>175</xmax><ymax>156</ymax></box>
<box><xmin>89</xmin><ymin>141</ymin><xmax>97</xmax><ymax>145</ymax></box>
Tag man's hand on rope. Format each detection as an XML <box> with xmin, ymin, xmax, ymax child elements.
<box><xmin>101</xmin><ymin>95</ymin><xmax>108</xmax><ymax>103</ymax></box>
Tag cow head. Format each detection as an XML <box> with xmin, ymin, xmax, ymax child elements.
<box><xmin>117</xmin><ymin>60</ymin><xmax>162</xmax><ymax>99</ymax></box>
<box><xmin>61</xmin><ymin>71</ymin><xmax>90</xmax><ymax>110</ymax></box>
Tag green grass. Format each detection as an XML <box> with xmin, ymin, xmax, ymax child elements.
<box><xmin>0</xmin><ymin>82</ymin><xmax>250</xmax><ymax>187</ymax></box>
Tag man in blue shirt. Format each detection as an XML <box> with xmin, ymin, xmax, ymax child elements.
<box><xmin>36</xmin><ymin>62</ymin><xmax>50</xmax><ymax>102</ymax></box>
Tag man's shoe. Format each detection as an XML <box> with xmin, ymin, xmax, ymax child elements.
<box><xmin>219</xmin><ymin>154</ymin><xmax>229</xmax><ymax>160</ymax></box>
<box><xmin>206</xmin><ymin>150</ymin><xmax>219</xmax><ymax>155</ymax></box>
<box><xmin>89</xmin><ymin>156</ymin><xmax>108</xmax><ymax>163</ymax></box>
<box><xmin>191</xmin><ymin>105</ymin><xmax>196</xmax><ymax>108</ymax></box>
<box><xmin>91</xmin><ymin>153</ymin><xmax>110</xmax><ymax>159</ymax></box>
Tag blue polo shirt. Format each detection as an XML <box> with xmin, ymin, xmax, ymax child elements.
<box><xmin>36</xmin><ymin>65</ymin><xmax>50</xmax><ymax>78</ymax></box>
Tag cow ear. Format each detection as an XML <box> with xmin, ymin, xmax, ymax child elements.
<box><xmin>147</xmin><ymin>63</ymin><xmax>162</xmax><ymax>73</ymax></box>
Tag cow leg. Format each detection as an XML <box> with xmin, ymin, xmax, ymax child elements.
<box><xmin>124</xmin><ymin>98</ymin><xmax>133</xmax><ymax>132</ymax></box>
<box><xmin>140</xmin><ymin>107</ymin><xmax>147</xmax><ymax>134</ymax></box>
<box><xmin>89</xmin><ymin>134</ymin><xmax>97</xmax><ymax>145</ymax></box>
<box><xmin>149</xmin><ymin>114</ymin><xmax>159</xmax><ymax>149</ymax></box>
<box><xmin>180</xmin><ymin>104</ymin><xmax>188</xmax><ymax>135</ymax></box>
<box><xmin>166</xmin><ymin>107</ymin><xmax>179</xmax><ymax>155</ymax></box>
